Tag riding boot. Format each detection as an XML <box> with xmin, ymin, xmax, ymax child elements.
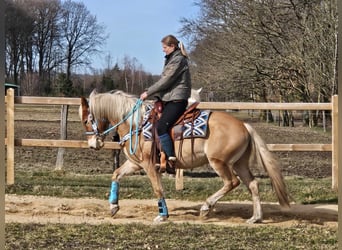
<box><xmin>159</xmin><ymin>133</ymin><xmax>175</xmax><ymax>159</ymax></box>
<box><xmin>159</xmin><ymin>133</ymin><xmax>176</xmax><ymax>174</ymax></box>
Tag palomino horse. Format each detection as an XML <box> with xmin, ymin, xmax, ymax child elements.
<box><xmin>80</xmin><ymin>90</ymin><xmax>290</xmax><ymax>223</ymax></box>
<box><xmin>90</xmin><ymin>88</ymin><xmax>202</xmax><ymax>171</ymax></box>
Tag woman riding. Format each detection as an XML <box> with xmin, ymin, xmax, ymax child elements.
<box><xmin>140</xmin><ymin>34</ymin><xmax>191</xmax><ymax>170</ymax></box>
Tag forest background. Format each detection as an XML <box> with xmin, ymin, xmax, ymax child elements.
<box><xmin>5</xmin><ymin>0</ymin><xmax>337</xmax><ymax>112</ymax></box>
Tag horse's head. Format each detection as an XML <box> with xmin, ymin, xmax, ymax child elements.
<box><xmin>79</xmin><ymin>96</ymin><xmax>109</xmax><ymax>150</ymax></box>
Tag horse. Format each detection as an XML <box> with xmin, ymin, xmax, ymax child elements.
<box><xmin>79</xmin><ymin>89</ymin><xmax>290</xmax><ymax>223</ymax></box>
<box><xmin>90</xmin><ymin>88</ymin><xmax>203</xmax><ymax>171</ymax></box>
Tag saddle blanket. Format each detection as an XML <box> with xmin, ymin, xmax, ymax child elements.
<box><xmin>142</xmin><ymin>104</ymin><xmax>211</xmax><ymax>141</ymax></box>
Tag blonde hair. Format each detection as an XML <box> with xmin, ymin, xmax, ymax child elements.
<box><xmin>161</xmin><ymin>34</ymin><xmax>188</xmax><ymax>57</ymax></box>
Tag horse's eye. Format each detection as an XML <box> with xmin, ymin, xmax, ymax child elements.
<box><xmin>84</xmin><ymin>120</ymin><xmax>88</xmax><ymax>125</ymax></box>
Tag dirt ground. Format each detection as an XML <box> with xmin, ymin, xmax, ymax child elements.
<box><xmin>5</xmin><ymin>194</ymin><xmax>338</xmax><ymax>228</ymax></box>
<box><xmin>5</xmin><ymin>106</ymin><xmax>336</xmax><ymax>227</ymax></box>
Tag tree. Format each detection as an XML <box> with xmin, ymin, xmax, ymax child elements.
<box><xmin>121</xmin><ymin>55</ymin><xmax>150</xmax><ymax>95</ymax></box>
<box><xmin>5</xmin><ymin>0</ymin><xmax>161</xmax><ymax>97</ymax></box>
<box><xmin>29</xmin><ymin>0</ymin><xmax>61</xmax><ymax>94</ymax></box>
<box><xmin>59</xmin><ymin>0</ymin><xmax>108</xmax><ymax>92</ymax></box>
<box><xmin>5</xmin><ymin>0</ymin><xmax>63</xmax><ymax>95</ymax></box>
<box><xmin>180</xmin><ymin>0</ymin><xmax>337</xmax><ymax>105</ymax></box>
<box><xmin>5</xmin><ymin>0</ymin><xmax>34</xmax><ymax>86</ymax></box>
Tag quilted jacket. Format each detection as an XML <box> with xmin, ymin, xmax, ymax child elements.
<box><xmin>146</xmin><ymin>49</ymin><xmax>191</xmax><ymax>102</ymax></box>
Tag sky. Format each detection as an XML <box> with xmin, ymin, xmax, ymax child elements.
<box><xmin>80</xmin><ymin>0</ymin><xmax>200</xmax><ymax>75</ymax></box>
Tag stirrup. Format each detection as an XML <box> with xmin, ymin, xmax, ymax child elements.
<box><xmin>166</xmin><ymin>158</ymin><xmax>176</xmax><ymax>175</ymax></box>
<box><xmin>157</xmin><ymin>153</ymin><xmax>177</xmax><ymax>174</ymax></box>
<box><xmin>168</xmin><ymin>156</ymin><xmax>177</xmax><ymax>162</ymax></box>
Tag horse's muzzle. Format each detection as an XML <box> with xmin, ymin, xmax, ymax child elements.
<box><xmin>88</xmin><ymin>136</ymin><xmax>104</xmax><ymax>150</ymax></box>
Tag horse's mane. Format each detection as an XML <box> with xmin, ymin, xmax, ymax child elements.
<box><xmin>89</xmin><ymin>89</ymin><xmax>144</xmax><ymax>121</ymax></box>
<box><xmin>88</xmin><ymin>87</ymin><xmax>202</xmax><ymax>122</ymax></box>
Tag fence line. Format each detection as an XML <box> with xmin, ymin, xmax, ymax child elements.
<box><xmin>5</xmin><ymin>89</ymin><xmax>338</xmax><ymax>190</ymax></box>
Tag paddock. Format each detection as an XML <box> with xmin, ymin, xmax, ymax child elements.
<box><xmin>4</xmin><ymin>88</ymin><xmax>338</xmax><ymax>190</ymax></box>
<box><xmin>3</xmin><ymin>87</ymin><xmax>338</xmax><ymax>246</ymax></box>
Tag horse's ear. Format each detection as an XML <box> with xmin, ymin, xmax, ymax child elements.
<box><xmin>196</xmin><ymin>87</ymin><xmax>202</xmax><ymax>94</ymax></box>
<box><xmin>90</xmin><ymin>89</ymin><xmax>97</xmax><ymax>98</ymax></box>
<box><xmin>80</xmin><ymin>96</ymin><xmax>89</xmax><ymax>108</ymax></box>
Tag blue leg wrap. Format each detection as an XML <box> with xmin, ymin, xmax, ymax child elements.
<box><xmin>158</xmin><ymin>198</ymin><xmax>169</xmax><ymax>217</ymax></box>
<box><xmin>109</xmin><ymin>181</ymin><xmax>119</xmax><ymax>204</ymax></box>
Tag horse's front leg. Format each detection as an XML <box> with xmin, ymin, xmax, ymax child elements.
<box><xmin>143</xmin><ymin>164</ymin><xmax>169</xmax><ymax>222</ymax></box>
<box><xmin>109</xmin><ymin>160</ymin><xmax>142</xmax><ymax>217</ymax></box>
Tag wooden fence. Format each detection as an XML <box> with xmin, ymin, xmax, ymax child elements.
<box><xmin>5</xmin><ymin>88</ymin><xmax>338</xmax><ymax>190</ymax></box>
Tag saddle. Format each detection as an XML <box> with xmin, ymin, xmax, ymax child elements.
<box><xmin>148</xmin><ymin>100</ymin><xmax>201</xmax><ymax>173</ymax></box>
<box><xmin>151</xmin><ymin>99</ymin><xmax>200</xmax><ymax>126</ymax></box>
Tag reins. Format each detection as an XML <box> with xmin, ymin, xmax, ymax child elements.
<box><xmin>88</xmin><ymin>98</ymin><xmax>144</xmax><ymax>155</ymax></box>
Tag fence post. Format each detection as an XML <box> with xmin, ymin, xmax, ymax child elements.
<box><xmin>331</xmin><ymin>95</ymin><xmax>338</xmax><ymax>190</ymax></box>
<box><xmin>175</xmin><ymin>169</ymin><xmax>184</xmax><ymax>190</ymax></box>
<box><xmin>6</xmin><ymin>88</ymin><xmax>15</xmax><ymax>185</ymax></box>
<box><xmin>55</xmin><ymin>104</ymin><xmax>69</xmax><ymax>170</ymax></box>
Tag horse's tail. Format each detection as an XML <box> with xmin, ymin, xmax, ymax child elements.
<box><xmin>244</xmin><ymin>123</ymin><xmax>290</xmax><ymax>208</ymax></box>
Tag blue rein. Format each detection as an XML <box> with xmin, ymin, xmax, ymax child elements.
<box><xmin>91</xmin><ymin>98</ymin><xmax>143</xmax><ymax>155</ymax></box>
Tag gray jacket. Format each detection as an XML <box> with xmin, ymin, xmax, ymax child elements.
<box><xmin>146</xmin><ymin>49</ymin><xmax>191</xmax><ymax>102</ymax></box>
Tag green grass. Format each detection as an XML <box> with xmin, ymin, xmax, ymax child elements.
<box><xmin>6</xmin><ymin>106</ymin><xmax>336</xmax><ymax>249</ymax></box>
<box><xmin>6</xmin><ymin>223</ymin><xmax>337</xmax><ymax>249</ymax></box>
<box><xmin>6</xmin><ymin>170</ymin><xmax>337</xmax><ymax>205</ymax></box>
<box><xmin>5</xmin><ymin>170</ymin><xmax>337</xmax><ymax>249</ymax></box>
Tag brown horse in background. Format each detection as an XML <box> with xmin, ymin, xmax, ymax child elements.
<box><xmin>79</xmin><ymin>89</ymin><xmax>290</xmax><ymax>223</ymax></box>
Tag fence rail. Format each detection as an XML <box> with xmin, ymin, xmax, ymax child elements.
<box><xmin>5</xmin><ymin>89</ymin><xmax>338</xmax><ymax>190</ymax></box>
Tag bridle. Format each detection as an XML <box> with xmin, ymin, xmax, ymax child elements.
<box><xmin>84</xmin><ymin>98</ymin><xmax>144</xmax><ymax>154</ymax></box>
<box><xmin>84</xmin><ymin>113</ymin><xmax>102</xmax><ymax>136</ymax></box>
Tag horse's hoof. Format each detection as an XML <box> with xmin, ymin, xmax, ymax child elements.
<box><xmin>246</xmin><ymin>216</ymin><xmax>262</xmax><ymax>224</ymax></box>
<box><xmin>153</xmin><ymin>215</ymin><xmax>168</xmax><ymax>223</ymax></box>
<box><xmin>200</xmin><ymin>204</ymin><xmax>211</xmax><ymax>217</ymax></box>
<box><xmin>110</xmin><ymin>204</ymin><xmax>120</xmax><ymax>217</ymax></box>
<box><xmin>200</xmin><ymin>209</ymin><xmax>210</xmax><ymax>217</ymax></box>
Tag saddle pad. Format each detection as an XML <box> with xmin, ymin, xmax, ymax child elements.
<box><xmin>142</xmin><ymin>104</ymin><xmax>210</xmax><ymax>141</ymax></box>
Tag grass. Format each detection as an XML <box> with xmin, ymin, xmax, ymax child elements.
<box><xmin>6</xmin><ymin>170</ymin><xmax>337</xmax><ymax>205</ymax></box>
<box><xmin>6</xmin><ymin>106</ymin><xmax>337</xmax><ymax>249</ymax></box>
<box><xmin>6</xmin><ymin>222</ymin><xmax>337</xmax><ymax>249</ymax></box>
<box><xmin>6</xmin><ymin>171</ymin><xmax>337</xmax><ymax>249</ymax></box>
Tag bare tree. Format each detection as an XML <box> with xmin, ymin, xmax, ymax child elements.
<box><xmin>59</xmin><ymin>0</ymin><xmax>107</xmax><ymax>95</ymax></box>
<box><xmin>5</xmin><ymin>0</ymin><xmax>34</xmax><ymax>86</ymax></box>
<box><xmin>121</xmin><ymin>55</ymin><xmax>146</xmax><ymax>94</ymax></box>
<box><xmin>180</xmin><ymin>0</ymin><xmax>337</xmax><ymax>105</ymax></box>
<box><xmin>19</xmin><ymin>0</ymin><xmax>62</xmax><ymax>95</ymax></box>
<box><xmin>5</xmin><ymin>0</ymin><xmax>160</xmax><ymax>97</ymax></box>
<box><xmin>31</xmin><ymin>0</ymin><xmax>61</xmax><ymax>94</ymax></box>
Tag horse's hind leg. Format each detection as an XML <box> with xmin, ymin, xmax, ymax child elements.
<box><xmin>200</xmin><ymin>158</ymin><xmax>240</xmax><ymax>217</ymax></box>
<box><xmin>233</xmin><ymin>157</ymin><xmax>262</xmax><ymax>223</ymax></box>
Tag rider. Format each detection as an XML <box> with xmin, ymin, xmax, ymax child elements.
<box><xmin>140</xmin><ymin>34</ymin><xmax>191</xmax><ymax>168</ymax></box>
